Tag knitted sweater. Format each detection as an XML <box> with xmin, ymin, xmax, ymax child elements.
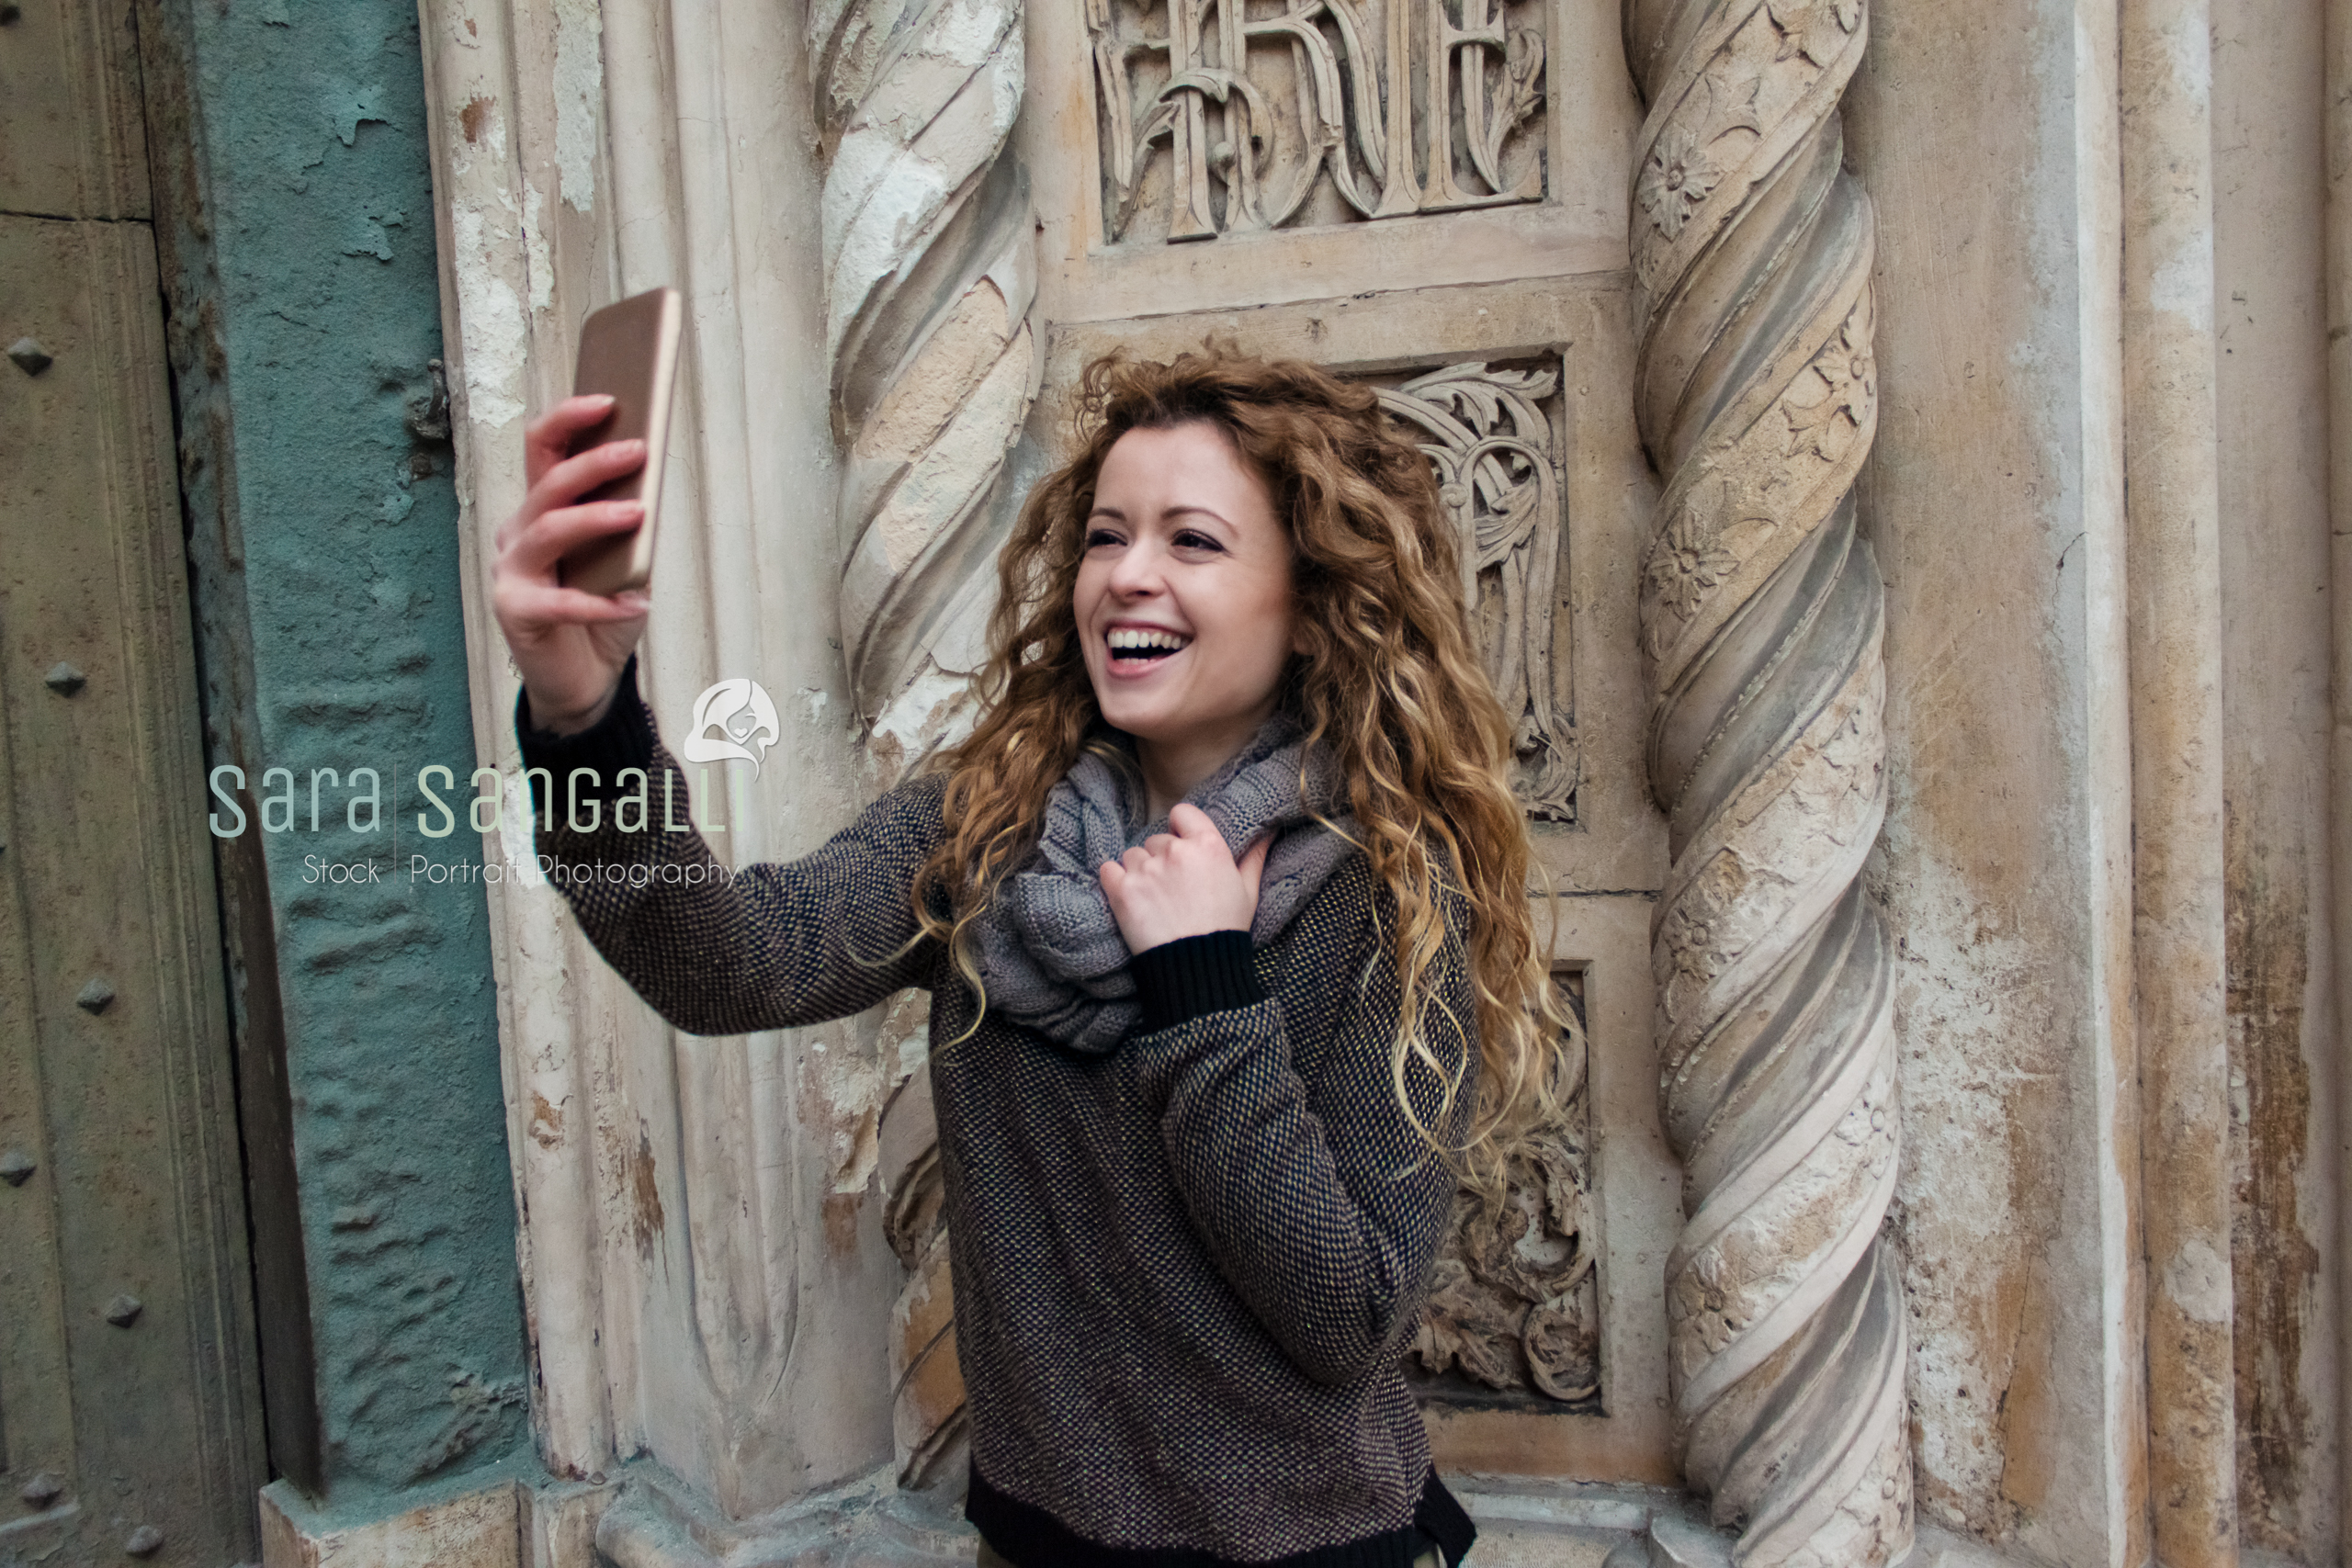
<box><xmin>517</xmin><ymin>663</ymin><xmax>1480</xmax><ymax>1568</ymax></box>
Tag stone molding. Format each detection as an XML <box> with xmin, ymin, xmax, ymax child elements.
<box><xmin>2332</xmin><ymin>0</ymin><xmax>2352</xmax><ymax>1553</ymax></box>
<box><xmin>1622</xmin><ymin>0</ymin><xmax>1910</xmax><ymax>1562</ymax></box>
<box><xmin>259</xmin><ymin>1476</ymin><xmax>532</xmax><ymax>1568</ymax></box>
<box><xmin>417</xmin><ymin>0</ymin><xmax>893</xmax><ymax>1517</ymax></box>
<box><xmin>2117</xmin><ymin>0</ymin><xmax>2238</xmax><ymax>1562</ymax></box>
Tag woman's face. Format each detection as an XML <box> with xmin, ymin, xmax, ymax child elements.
<box><xmin>1074</xmin><ymin>421</ymin><xmax>1299</xmax><ymax>761</ymax></box>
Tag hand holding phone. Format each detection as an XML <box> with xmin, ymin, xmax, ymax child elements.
<box><xmin>560</xmin><ymin>288</ymin><xmax>682</xmax><ymax>595</ymax></box>
<box><xmin>491</xmin><ymin>287</ymin><xmax>682</xmax><ymax>736</ymax></box>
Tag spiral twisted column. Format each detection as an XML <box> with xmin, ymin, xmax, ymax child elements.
<box><xmin>812</xmin><ymin>0</ymin><xmax>1040</xmax><ymax>1490</ymax></box>
<box><xmin>1622</xmin><ymin>2</ymin><xmax>1908</xmax><ymax>1562</ymax></box>
<box><xmin>815</xmin><ymin>0</ymin><xmax>1041</xmax><ymax>777</ymax></box>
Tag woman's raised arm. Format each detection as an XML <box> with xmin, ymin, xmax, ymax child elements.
<box><xmin>519</xmin><ymin>659</ymin><xmax>945</xmax><ymax>1034</ymax></box>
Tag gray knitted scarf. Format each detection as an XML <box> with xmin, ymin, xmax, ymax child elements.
<box><xmin>971</xmin><ymin>713</ymin><xmax>1359</xmax><ymax>1054</ymax></box>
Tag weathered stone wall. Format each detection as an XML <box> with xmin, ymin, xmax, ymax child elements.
<box><xmin>1846</xmin><ymin>4</ymin><xmax>2346</xmax><ymax>1563</ymax></box>
<box><xmin>414</xmin><ymin>0</ymin><xmax>905</xmax><ymax>1528</ymax></box>
<box><xmin>2213</xmin><ymin>0</ymin><xmax>2342</xmax><ymax>1556</ymax></box>
<box><xmin>1847</xmin><ymin>4</ymin><xmax>2143</xmax><ymax>1561</ymax></box>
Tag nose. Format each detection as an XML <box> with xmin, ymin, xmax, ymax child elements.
<box><xmin>1104</xmin><ymin>533</ymin><xmax>1167</xmax><ymax>599</ymax></box>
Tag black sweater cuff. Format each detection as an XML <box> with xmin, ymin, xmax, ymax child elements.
<box><xmin>1129</xmin><ymin>930</ymin><xmax>1266</xmax><ymax>1032</ymax></box>
<box><xmin>515</xmin><ymin>655</ymin><xmax>657</xmax><ymax>811</ymax></box>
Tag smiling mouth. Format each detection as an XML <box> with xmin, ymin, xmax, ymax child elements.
<box><xmin>1107</xmin><ymin>627</ymin><xmax>1193</xmax><ymax>662</ymax></box>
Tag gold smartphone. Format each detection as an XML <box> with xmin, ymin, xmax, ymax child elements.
<box><xmin>559</xmin><ymin>286</ymin><xmax>683</xmax><ymax>596</ymax></box>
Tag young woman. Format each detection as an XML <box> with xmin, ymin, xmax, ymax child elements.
<box><xmin>496</xmin><ymin>350</ymin><xmax>1570</xmax><ymax>1568</ymax></box>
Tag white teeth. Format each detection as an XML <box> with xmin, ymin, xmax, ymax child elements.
<box><xmin>1107</xmin><ymin>627</ymin><xmax>1192</xmax><ymax>653</ymax></box>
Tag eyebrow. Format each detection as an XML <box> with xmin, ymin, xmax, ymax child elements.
<box><xmin>1085</xmin><ymin>503</ymin><xmax>1236</xmax><ymax>532</ymax></box>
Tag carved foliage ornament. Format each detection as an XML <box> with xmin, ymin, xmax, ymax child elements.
<box><xmin>1377</xmin><ymin>362</ymin><xmax>1577</xmax><ymax>819</ymax></box>
<box><xmin>1411</xmin><ymin>977</ymin><xmax>1594</xmax><ymax>1404</ymax></box>
<box><xmin>1631</xmin><ymin>0</ymin><xmax>1860</xmax><ymax>267</ymax></box>
<box><xmin>1089</xmin><ymin>0</ymin><xmax>1546</xmax><ymax>243</ymax></box>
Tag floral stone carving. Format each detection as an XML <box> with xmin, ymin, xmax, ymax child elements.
<box><xmin>1410</xmin><ymin>976</ymin><xmax>1596</xmax><ymax>1406</ymax></box>
<box><xmin>1375</xmin><ymin>361</ymin><xmax>1577</xmax><ymax>818</ymax></box>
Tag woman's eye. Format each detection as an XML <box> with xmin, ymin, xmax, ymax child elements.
<box><xmin>1172</xmin><ymin>530</ymin><xmax>1223</xmax><ymax>553</ymax></box>
<box><xmin>1084</xmin><ymin>528</ymin><xmax>1124</xmax><ymax>549</ymax></box>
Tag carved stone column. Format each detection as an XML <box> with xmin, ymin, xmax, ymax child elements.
<box><xmin>417</xmin><ymin>0</ymin><xmax>902</xmax><ymax>1530</ymax></box>
<box><xmin>815</xmin><ymin>0</ymin><xmax>1040</xmax><ymax>773</ymax></box>
<box><xmin>811</xmin><ymin>0</ymin><xmax>1044</xmax><ymax>1490</ymax></box>
<box><xmin>1621</xmin><ymin>1</ymin><xmax>1909</xmax><ymax>1562</ymax></box>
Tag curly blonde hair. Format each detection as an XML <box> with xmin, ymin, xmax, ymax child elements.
<box><xmin>911</xmin><ymin>346</ymin><xmax>1572</xmax><ymax>1203</ymax></box>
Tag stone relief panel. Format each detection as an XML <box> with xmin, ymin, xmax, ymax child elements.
<box><xmin>1370</xmin><ymin>360</ymin><xmax>1577</xmax><ymax>818</ymax></box>
<box><xmin>1408</xmin><ymin>971</ymin><xmax>1597</xmax><ymax>1410</ymax></box>
<box><xmin>1088</xmin><ymin>0</ymin><xmax>1548</xmax><ymax>244</ymax></box>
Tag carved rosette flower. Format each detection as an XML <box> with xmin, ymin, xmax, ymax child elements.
<box><xmin>1671</xmin><ymin>1249</ymin><xmax>1750</xmax><ymax>1359</ymax></box>
<box><xmin>1661</xmin><ymin>907</ymin><xmax>1724</xmax><ymax>988</ymax></box>
<box><xmin>1644</xmin><ymin>479</ymin><xmax>1771</xmax><ymax>660</ymax></box>
<box><xmin>1633</xmin><ymin>67</ymin><xmax>1766</xmax><ymax>263</ymax></box>
<box><xmin>1637</xmin><ymin>126</ymin><xmax>1723</xmax><ymax>240</ymax></box>
<box><xmin>1626</xmin><ymin>0</ymin><xmax>1907</xmax><ymax>1560</ymax></box>
<box><xmin>1648</xmin><ymin>507</ymin><xmax>1738</xmax><ymax>620</ymax></box>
